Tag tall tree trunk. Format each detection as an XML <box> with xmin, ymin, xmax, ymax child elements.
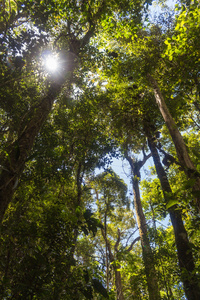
<box><xmin>147</xmin><ymin>75</ymin><xmax>200</xmax><ymax>209</ymax></box>
<box><xmin>146</xmin><ymin>131</ymin><xmax>200</xmax><ymax>300</ymax></box>
<box><xmin>125</xmin><ymin>154</ymin><xmax>161</xmax><ymax>300</ymax></box>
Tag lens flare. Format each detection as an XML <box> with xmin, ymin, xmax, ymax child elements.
<box><xmin>44</xmin><ymin>55</ymin><xmax>59</xmax><ymax>72</ymax></box>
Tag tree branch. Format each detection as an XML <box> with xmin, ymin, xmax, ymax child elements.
<box><xmin>127</xmin><ymin>236</ymin><xmax>140</xmax><ymax>252</ymax></box>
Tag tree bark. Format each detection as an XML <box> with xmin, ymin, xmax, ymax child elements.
<box><xmin>125</xmin><ymin>154</ymin><xmax>161</xmax><ymax>300</ymax></box>
<box><xmin>147</xmin><ymin>74</ymin><xmax>200</xmax><ymax>209</ymax></box>
<box><xmin>115</xmin><ymin>266</ymin><xmax>124</xmax><ymax>300</ymax></box>
<box><xmin>146</xmin><ymin>131</ymin><xmax>200</xmax><ymax>300</ymax></box>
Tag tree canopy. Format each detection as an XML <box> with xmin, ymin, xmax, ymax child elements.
<box><xmin>0</xmin><ymin>0</ymin><xmax>200</xmax><ymax>299</ymax></box>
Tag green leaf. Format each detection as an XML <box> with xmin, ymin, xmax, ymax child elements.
<box><xmin>166</xmin><ymin>199</ymin><xmax>178</xmax><ymax>209</ymax></box>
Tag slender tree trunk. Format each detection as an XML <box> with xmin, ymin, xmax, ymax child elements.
<box><xmin>147</xmin><ymin>75</ymin><xmax>200</xmax><ymax>209</ymax></box>
<box><xmin>146</xmin><ymin>131</ymin><xmax>200</xmax><ymax>300</ymax></box>
<box><xmin>69</xmin><ymin>161</ymin><xmax>86</xmax><ymax>270</ymax></box>
<box><xmin>104</xmin><ymin>205</ymin><xmax>110</xmax><ymax>290</ymax></box>
<box><xmin>101</xmin><ymin>228</ymin><xmax>125</xmax><ymax>300</ymax></box>
<box><xmin>126</xmin><ymin>155</ymin><xmax>161</xmax><ymax>300</ymax></box>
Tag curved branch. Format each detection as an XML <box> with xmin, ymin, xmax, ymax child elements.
<box><xmin>127</xmin><ymin>236</ymin><xmax>140</xmax><ymax>252</ymax></box>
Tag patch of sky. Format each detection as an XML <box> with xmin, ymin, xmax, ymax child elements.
<box><xmin>94</xmin><ymin>0</ymin><xmax>178</xmax><ymax>229</ymax></box>
<box><xmin>76</xmin><ymin>1</ymin><xmax>176</xmax><ymax>240</ymax></box>
<box><xmin>145</xmin><ymin>0</ymin><xmax>177</xmax><ymax>30</ymax></box>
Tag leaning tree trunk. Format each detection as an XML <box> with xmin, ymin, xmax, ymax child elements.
<box><xmin>126</xmin><ymin>154</ymin><xmax>161</xmax><ymax>300</ymax></box>
<box><xmin>0</xmin><ymin>28</ymin><xmax>95</xmax><ymax>222</ymax></box>
<box><xmin>0</xmin><ymin>60</ymin><xmax>75</xmax><ymax>222</ymax></box>
<box><xmin>147</xmin><ymin>75</ymin><xmax>200</xmax><ymax>209</ymax></box>
<box><xmin>146</xmin><ymin>132</ymin><xmax>200</xmax><ymax>300</ymax></box>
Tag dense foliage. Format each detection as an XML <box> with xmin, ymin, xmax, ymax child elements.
<box><xmin>0</xmin><ymin>0</ymin><xmax>200</xmax><ymax>299</ymax></box>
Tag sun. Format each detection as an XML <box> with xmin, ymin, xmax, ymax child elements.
<box><xmin>43</xmin><ymin>54</ymin><xmax>59</xmax><ymax>72</ymax></box>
